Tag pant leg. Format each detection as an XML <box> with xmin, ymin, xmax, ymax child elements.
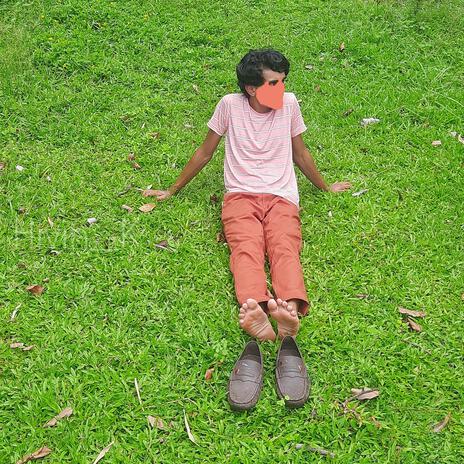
<box><xmin>262</xmin><ymin>195</ymin><xmax>309</xmax><ymax>316</ymax></box>
<box><xmin>221</xmin><ymin>193</ymin><xmax>270</xmax><ymax>306</ymax></box>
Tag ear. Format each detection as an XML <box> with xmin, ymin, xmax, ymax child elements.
<box><xmin>245</xmin><ymin>84</ymin><xmax>257</xmax><ymax>97</ymax></box>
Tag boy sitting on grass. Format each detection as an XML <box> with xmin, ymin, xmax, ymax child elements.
<box><xmin>146</xmin><ymin>48</ymin><xmax>351</xmax><ymax>341</ymax></box>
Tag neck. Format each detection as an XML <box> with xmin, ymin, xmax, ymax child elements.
<box><xmin>248</xmin><ymin>95</ymin><xmax>272</xmax><ymax>114</ymax></box>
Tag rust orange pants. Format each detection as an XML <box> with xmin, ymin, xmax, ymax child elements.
<box><xmin>221</xmin><ymin>192</ymin><xmax>309</xmax><ymax>316</ymax></box>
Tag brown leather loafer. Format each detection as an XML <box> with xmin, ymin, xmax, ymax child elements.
<box><xmin>228</xmin><ymin>341</ymin><xmax>263</xmax><ymax>411</ymax></box>
<box><xmin>275</xmin><ymin>336</ymin><xmax>310</xmax><ymax>408</ymax></box>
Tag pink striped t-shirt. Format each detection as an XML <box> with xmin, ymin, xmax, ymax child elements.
<box><xmin>207</xmin><ymin>92</ymin><xmax>307</xmax><ymax>206</ymax></box>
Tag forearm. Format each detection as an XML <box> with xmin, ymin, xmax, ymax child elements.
<box><xmin>169</xmin><ymin>149</ymin><xmax>211</xmax><ymax>195</ymax></box>
<box><xmin>294</xmin><ymin>149</ymin><xmax>329</xmax><ymax>191</ymax></box>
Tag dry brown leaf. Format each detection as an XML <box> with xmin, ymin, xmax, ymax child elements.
<box><xmin>351</xmin><ymin>388</ymin><xmax>380</xmax><ymax>401</ymax></box>
<box><xmin>339</xmin><ymin>42</ymin><xmax>345</xmax><ymax>52</ymax></box>
<box><xmin>131</xmin><ymin>161</ymin><xmax>141</xmax><ymax>170</ymax></box>
<box><xmin>147</xmin><ymin>415</ymin><xmax>165</xmax><ymax>430</ymax></box>
<box><xmin>205</xmin><ymin>368</ymin><xmax>214</xmax><ymax>381</ymax></box>
<box><xmin>47</xmin><ymin>217</ymin><xmax>54</xmax><ymax>227</ymax></box>
<box><xmin>432</xmin><ymin>413</ymin><xmax>451</xmax><ymax>433</ymax></box>
<box><xmin>0</xmin><ymin>161</ymin><xmax>5</xmax><ymax>170</ymax></box>
<box><xmin>10</xmin><ymin>342</ymin><xmax>34</xmax><ymax>351</ymax></box>
<box><xmin>10</xmin><ymin>342</ymin><xmax>25</xmax><ymax>349</ymax></box>
<box><xmin>92</xmin><ymin>441</ymin><xmax>114</xmax><ymax>464</ymax></box>
<box><xmin>26</xmin><ymin>285</ymin><xmax>44</xmax><ymax>296</ymax></box>
<box><xmin>407</xmin><ymin>317</ymin><xmax>422</xmax><ymax>332</ymax></box>
<box><xmin>139</xmin><ymin>203</ymin><xmax>156</xmax><ymax>213</ymax></box>
<box><xmin>210</xmin><ymin>194</ymin><xmax>218</xmax><ymax>205</ymax></box>
<box><xmin>127</xmin><ymin>153</ymin><xmax>136</xmax><ymax>161</ymax></box>
<box><xmin>398</xmin><ymin>307</ymin><xmax>426</xmax><ymax>318</ymax></box>
<box><xmin>16</xmin><ymin>446</ymin><xmax>52</xmax><ymax>464</ymax></box>
<box><xmin>121</xmin><ymin>204</ymin><xmax>133</xmax><ymax>213</ymax></box>
<box><xmin>314</xmin><ymin>84</ymin><xmax>321</xmax><ymax>92</ymax></box>
<box><xmin>155</xmin><ymin>240</ymin><xmax>169</xmax><ymax>250</ymax></box>
<box><xmin>43</xmin><ymin>407</ymin><xmax>73</xmax><ymax>427</ymax></box>
<box><xmin>183</xmin><ymin>409</ymin><xmax>196</xmax><ymax>444</ymax></box>
<box><xmin>355</xmin><ymin>293</ymin><xmax>369</xmax><ymax>299</ymax></box>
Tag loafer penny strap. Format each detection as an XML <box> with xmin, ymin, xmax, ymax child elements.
<box><xmin>277</xmin><ymin>356</ymin><xmax>306</xmax><ymax>378</ymax></box>
<box><xmin>230</xmin><ymin>360</ymin><xmax>261</xmax><ymax>382</ymax></box>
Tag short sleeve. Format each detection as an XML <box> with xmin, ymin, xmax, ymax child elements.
<box><xmin>291</xmin><ymin>94</ymin><xmax>307</xmax><ymax>138</ymax></box>
<box><xmin>207</xmin><ymin>95</ymin><xmax>230</xmax><ymax>136</ymax></box>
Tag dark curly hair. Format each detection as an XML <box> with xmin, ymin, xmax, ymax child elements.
<box><xmin>236</xmin><ymin>48</ymin><xmax>290</xmax><ymax>99</ymax></box>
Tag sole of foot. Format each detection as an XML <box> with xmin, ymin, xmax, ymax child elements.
<box><xmin>239</xmin><ymin>298</ymin><xmax>276</xmax><ymax>342</ymax></box>
<box><xmin>268</xmin><ymin>298</ymin><xmax>300</xmax><ymax>339</ymax></box>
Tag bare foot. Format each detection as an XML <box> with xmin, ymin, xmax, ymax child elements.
<box><xmin>268</xmin><ymin>298</ymin><xmax>300</xmax><ymax>339</ymax></box>
<box><xmin>239</xmin><ymin>298</ymin><xmax>276</xmax><ymax>341</ymax></box>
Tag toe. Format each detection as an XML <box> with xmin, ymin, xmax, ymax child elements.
<box><xmin>247</xmin><ymin>298</ymin><xmax>258</xmax><ymax>309</ymax></box>
<box><xmin>267</xmin><ymin>298</ymin><xmax>277</xmax><ymax>312</ymax></box>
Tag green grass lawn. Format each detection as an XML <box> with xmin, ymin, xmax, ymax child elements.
<box><xmin>1</xmin><ymin>0</ymin><xmax>463</xmax><ymax>462</ymax></box>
